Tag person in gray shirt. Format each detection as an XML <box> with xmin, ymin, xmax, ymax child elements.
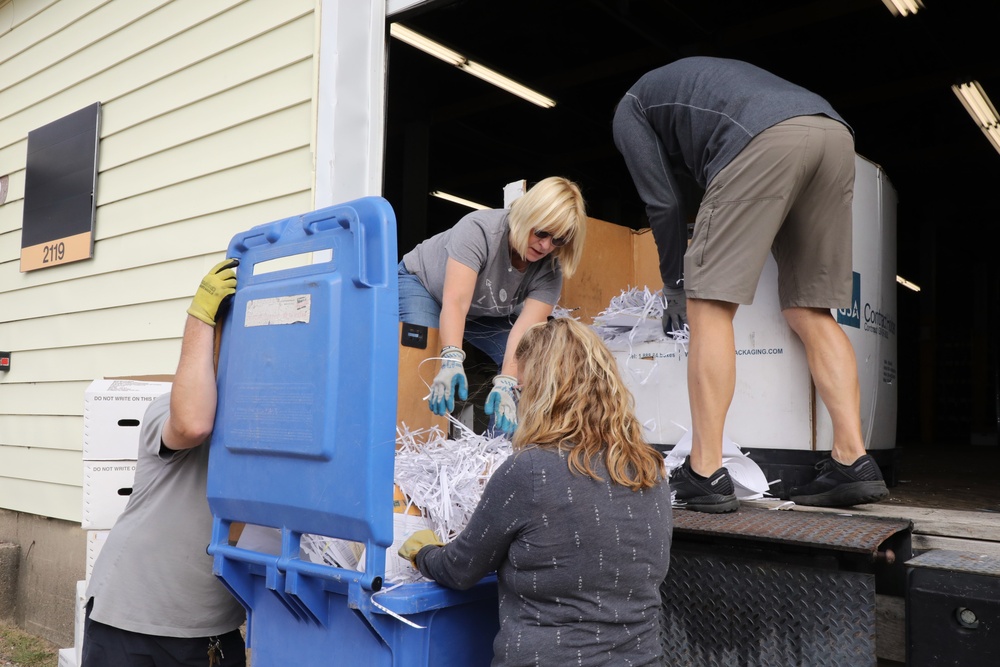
<box><xmin>83</xmin><ymin>260</ymin><xmax>246</xmax><ymax>667</ymax></box>
<box><xmin>399</xmin><ymin>318</ymin><xmax>671</xmax><ymax>667</ymax></box>
<box><xmin>399</xmin><ymin>176</ymin><xmax>588</xmax><ymax>434</ymax></box>
<box><xmin>613</xmin><ymin>57</ymin><xmax>888</xmax><ymax>512</ymax></box>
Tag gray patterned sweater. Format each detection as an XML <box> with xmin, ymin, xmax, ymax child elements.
<box><xmin>416</xmin><ymin>446</ymin><xmax>672</xmax><ymax>666</ymax></box>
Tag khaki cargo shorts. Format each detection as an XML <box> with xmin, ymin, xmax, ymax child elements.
<box><xmin>684</xmin><ymin>115</ymin><xmax>855</xmax><ymax>310</ymax></box>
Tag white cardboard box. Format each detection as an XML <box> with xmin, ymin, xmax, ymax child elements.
<box><xmin>610</xmin><ymin>155</ymin><xmax>897</xmax><ymax>452</ymax></box>
<box><xmin>57</xmin><ymin>647</ymin><xmax>77</xmax><ymax>667</ymax></box>
<box><xmin>85</xmin><ymin>530</ymin><xmax>110</xmax><ymax>580</ymax></box>
<box><xmin>83</xmin><ymin>379</ymin><xmax>171</xmax><ymax>460</ymax></box>
<box><xmin>81</xmin><ymin>461</ymin><xmax>137</xmax><ymax>530</ymax></box>
<box><xmin>74</xmin><ymin>579</ymin><xmax>86</xmax><ymax>666</ymax></box>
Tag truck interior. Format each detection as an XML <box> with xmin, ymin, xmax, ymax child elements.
<box><xmin>381</xmin><ymin>0</ymin><xmax>1000</xmax><ymax>514</ymax></box>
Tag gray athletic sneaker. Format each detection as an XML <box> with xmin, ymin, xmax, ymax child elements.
<box><xmin>789</xmin><ymin>454</ymin><xmax>889</xmax><ymax>507</ymax></box>
<box><xmin>670</xmin><ymin>456</ymin><xmax>739</xmax><ymax>513</ymax></box>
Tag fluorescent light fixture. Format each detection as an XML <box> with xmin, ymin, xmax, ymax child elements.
<box><xmin>896</xmin><ymin>275</ymin><xmax>921</xmax><ymax>292</ymax></box>
<box><xmin>430</xmin><ymin>191</ymin><xmax>491</xmax><ymax>210</ymax></box>
<box><xmin>952</xmin><ymin>81</ymin><xmax>1000</xmax><ymax>154</ymax></box>
<box><xmin>390</xmin><ymin>23</ymin><xmax>555</xmax><ymax>108</ymax></box>
<box><xmin>881</xmin><ymin>0</ymin><xmax>924</xmax><ymax>16</ymax></box>
<box><xmin>389</xmin><ymin>24</ymin><xmax>464</xmax><ymax>66</ymax></box>
<box><xmin>459</xmin><ymin>61</ymin><xmax>556</xmax><ymax>109</ymax></box>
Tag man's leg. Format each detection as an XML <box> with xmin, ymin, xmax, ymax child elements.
<box><xmin>688</xmin><ymin>298</ymin><xmax>739</xmax><ymax>476</ymax></box>
<box><xmin>783</xmin><ymin>307</ymin><xmax>888</xmax><ymax>505</ymax></box>
<box><xmin>669</xmin><ymin>297</ymin><xmax>740</xmax><ymax>513</ymax></box>
<box><xmin>783</xmin><ymin>307</ymin><xmax>866</xmax><ymax>463</ymax></box>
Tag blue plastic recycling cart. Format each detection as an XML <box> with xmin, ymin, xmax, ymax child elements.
<box><xmin>206</xmin><ymin>197</ymin><xmax>498</xmax><ymax>665</ymax></box>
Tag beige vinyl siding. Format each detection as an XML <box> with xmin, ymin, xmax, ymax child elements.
<box><xmin>0</xmin><ymin>0</ymin><xmax>319</xmax><ymax>522</ymax></box>
<box><xmin>0</xmin><ymin>413</ymin><xmax>80</xmax><ymax>452</ymax></box>
<box><xmin>0</xmin><ymin>381</ymin><xmax>91</xmax><ymax>418</ymax></box>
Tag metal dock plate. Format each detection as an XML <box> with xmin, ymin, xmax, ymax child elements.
<box><xmin>906</xmin><ymin>549</ymin><xmax>1000</xmax><ymax>577</ymax></box>
<box><xmin>661</xmin><ymin>507</ymin><xmax>914</xmax><ymax>666</ymax></box>
<box><xmin>672</xmin><ymin>506</ymin><xmax>912</xmax><ymax>556</ymax></box>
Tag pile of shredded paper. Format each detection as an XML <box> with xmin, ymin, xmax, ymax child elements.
<box><xmin>394</xmin><ymin>415</ymin><xmax>513</xmax><ymax>541</ymax></box>
<box><xmin>591</xmin><ymin>286</ymin><xmax>689</xmax><ymax>348</ymax></box>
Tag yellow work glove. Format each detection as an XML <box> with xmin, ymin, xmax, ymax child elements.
<box><xmin>398</xmin><ymin>529</ymin><xmax>444</xmax><ymax>568</ymax></box>
<box><xmin>187</xmin><ymin>259</ymin><xmax>239</xmax><ymax>326</ymax></box>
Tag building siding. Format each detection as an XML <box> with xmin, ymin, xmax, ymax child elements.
<box><xmin>0</xmin><ymin>0</ymin><xmax>318</xmax><ymax>522</ymax></box>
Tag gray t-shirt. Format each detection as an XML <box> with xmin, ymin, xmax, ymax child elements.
<box><xmin>416</xmin><ymin>446</ymin><xmax>672</xmax><ymax>667</ymax></box>
<box><xmin>86</xmin><ymin>393</ymin><xmax>245</xmax><ymax>637</ymax></box>
<box><xmin>402</xmin><ymin>209</ymin><xmax>562</xmax><ymax>318</ymax></box>
<box><xmin>613</xmin><ymin>56</ymin><xmax>850</xmax><ymax>289</ymax></box>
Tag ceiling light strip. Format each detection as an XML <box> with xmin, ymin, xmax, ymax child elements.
<box><xmin>459</xmin><ymin>61</ymin><xmax>556</xmax><ymax>108</ymax></box>
<box><xmin>956</xmin><ymin>83</ymin><xmax>993</xmax><ymax>126</ymax></box>
<box><xmin>952</xmin><ymin>81</ymin><xmax>1000</xmax><ymax>155</ymax></box>
<box><xmin>430</xmin><ymin>191</ymin><xmax>491</xmax><ymax>210</ymax></box>
<box><xmin>390</xmin><ymin>24</ymin><xmax>464</xmax><ymax>66</ymax></box>
<box><xmin>881</xmin><ymin>0</ymin><xmax>924</xmax><ymax>16</ymax></box>
<box><xmin>390</xmin><ymin>23</ymin><xmax>555</xmax><ymax>108</ymax></box>
<box><xmin>896</xmin><ymin>275</ymin><xmax>921</xmax><ymax>292</ymax></box>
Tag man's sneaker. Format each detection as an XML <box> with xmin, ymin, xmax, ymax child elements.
<box><xmin>789</xmin><ymin>454</ymin><xmax>889</xmax><ymax>507</ymax></box>
<box><xmin>670</xmin><ymin>457</ymin><xmax>739</xmax><ymax>513</ymax></box>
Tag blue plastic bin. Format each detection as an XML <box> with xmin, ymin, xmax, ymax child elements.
<box><xmin>206</xmin><ymin>197</ymin><xmax>498</xmax><ymax>665</ymax></box>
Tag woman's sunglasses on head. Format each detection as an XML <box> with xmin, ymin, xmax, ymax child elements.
<box><xmin>532</xmin><ymin>229</ymin><xmax>569</xmax><ymax>247</ymax></box>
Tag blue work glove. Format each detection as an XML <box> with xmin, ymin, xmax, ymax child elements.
<box><xmin>484</xmin><ymin>374</ymin><xmax>519</xmax><ymax>435</ymax></box>
<box><xmin>661</xmin><ymin>286</ymin><xmax>687</xmax><ymax>335</ymax></box>
<box><xmin>428</xmin><ymin>346</ymin><xmax>468</xmax><ymax>416</ymax></box>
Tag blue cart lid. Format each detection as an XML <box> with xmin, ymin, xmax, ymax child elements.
<box><xmin>208</xmin><ymin>197</ymin><xmax>398</xmax><ymax>581</ymax></box>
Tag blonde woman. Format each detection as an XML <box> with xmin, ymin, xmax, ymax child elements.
<box><xmin>399</xmin><ymin>318</ymin><xmax>672</xmax><ymax>667</ymax></box>
<box><xmin>398</xmin><ymin>177</ymin><xmax>587</xmax><ymax>434</ymax></box>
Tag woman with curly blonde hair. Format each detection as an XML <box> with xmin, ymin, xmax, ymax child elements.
<box><xmin>400</xmin><ymin>318</ymin><xmax>672</xmax><ymax>667</ymax></box>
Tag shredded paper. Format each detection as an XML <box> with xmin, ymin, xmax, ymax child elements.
<box><xmin>591</xmin><ymin>286</ymin><xmax>689</xmax><ymax>349</ymax></box>
<box><xmin>395</xmin><ymin>415</ymin><xmax>513</xmax><ymax>541</ymax></box>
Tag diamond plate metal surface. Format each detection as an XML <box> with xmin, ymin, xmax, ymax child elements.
<box><xmin>906</xmin><ymin>549</ymin><xmax>1000</xmax><ymax>577</ymax></box>
<box><xmin>672</xmin><ymin>507</ymin><xmax>911</xmax><ymax>556</ymax></box>
<box><xmin>660</xmin><ymin>550</ymin><xmax>876</xmax><ymax>666</ymax></box>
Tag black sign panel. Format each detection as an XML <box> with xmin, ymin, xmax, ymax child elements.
<box><xmin>20</xmin><ymin>102</ymin><xmax>101</xmax><ymax>272</ymax></box>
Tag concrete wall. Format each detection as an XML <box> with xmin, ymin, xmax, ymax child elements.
<box><xmin>0</xmin><ymin>508</ymin><xmax>86</xmax><ymax>647</ymax></box>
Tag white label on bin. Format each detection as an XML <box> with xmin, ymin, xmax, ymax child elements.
<box><xmin>245</xmin><ymin>295</ymin><xmax>311</xmax><ymax>327</ymax></box>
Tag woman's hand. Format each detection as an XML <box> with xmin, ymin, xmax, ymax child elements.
<box><xmin>485</xmin><ymin>375</ymin><xmax>519</xmax><ymax>434</ymax></box>
<box><xmin>398</xmin><ymin>529</ymin><xmax>444</xmax><ymax>568</ymax></box>
<box><xmin>429</xmin><ymin>347</ymin><xmax>468</xmax><ymax>415</ymax></box>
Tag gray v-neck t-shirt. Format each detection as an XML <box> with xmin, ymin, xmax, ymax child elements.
<box><xmin>86</xmin><ymin>393</ymin><xmax>245</xmax><ymax>637</ymax></box>
<box><xmin>402</xmin><ymin>209</ymin><xmax>562</xmax><ymax>319</ymax></box>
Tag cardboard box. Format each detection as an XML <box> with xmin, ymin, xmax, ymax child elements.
<box><xmin>397</xmin><ymin>323</ymin><xmax>449</xmax><ymax>439</ymax></box>
<box><xmin>57</xmin><ymin>648</ymin><xmax>76</xmax><ymax>667</ymax></box>
<box><xmin>74</xmin><ymin>579</ymin><xmax>86</xmax><ymax>666</ymax></box>
<box><xmin>560</xmin><ymin>218</ymin><xmax>661</xmax><ymax>324</ymax></box>
<box><xmin>85</xmin><ymin>530</ymin><xmax>109</xmax><ymax>580</ymax></box>
<box><xmin>81</xmin><ymin>461</ymin><xmax>137</xmax><ymax>530</ymax></box>
<box><xmin>83</xmin><ymin>379</ymin><xmax>171</xmax><ymax>460</ymax></box>
<box><xmin>579</xmin><ymin>156</ymin><xmax>897</xmax><ymax>452</ymax></box>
